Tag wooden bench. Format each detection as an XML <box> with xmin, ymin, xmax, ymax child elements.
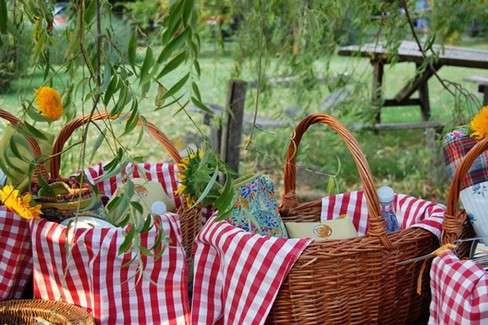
<box><xmin>463</xmin><ymin>75</ymin><xmax>488</xmax><ymax>105</ymax></box>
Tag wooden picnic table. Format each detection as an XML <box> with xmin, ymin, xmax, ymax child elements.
<box><xmin>338</xmin><ymin>41</ymin><xmax>488</xmax><ymax>124</ymax></box>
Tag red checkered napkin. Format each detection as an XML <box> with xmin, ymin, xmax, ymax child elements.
<box><xmin>31</xmin><ymin>162</ymin><xmax>192</xmax><ymax>324</ymax></box>
<box><xmin>31</xmin><ymin>213</ymin><xmax>190</xmax><ymax>325</ymax></box>
<box><xmin>429</xmin><ymin>250</ymin><xmax>488</xmax><ymax>325</ymax></box>
<box><xmin>191</xmin><ymin>215</ymin><xmax>312</xmax><ymax>325</ymax></box>
<box><xmin>0</xmin><ymin>208</ymin><xmax>32</xmax><ymax>300</ymax></box>
<box><xmin>320</xmin><ymin>191</ymin><xmax>445</xmax><ymax>238</ymax></box>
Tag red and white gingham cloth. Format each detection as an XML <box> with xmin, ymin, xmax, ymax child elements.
<box><xmin>191</xmin><ymin>215</ymin><xmax>313</xmax><ymax>325</ymax></box>
<box><xmin>30</xmin><ymin>162</ymin><xmax>191</xmax><ymax>324</ymax></box>
<box><xmin>321</xmin><ymin>191</ymin><xmax>445</xmax><ymax>238</ymax></box>
<box><xmin>0</xmin><ymin>207</ymin><xmax>32</xmax><ymax>300</ymax></box>
<box><xmin>429</xmin><ymin>250</ymin><xmax>488</xmax><ymax>324</ymax></box>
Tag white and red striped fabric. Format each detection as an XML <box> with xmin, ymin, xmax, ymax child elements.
<box><xmin>429</xmin><ymin>250</ymin><xmax>488</xmax><ymax>324</ymax></box>
<box><xmin>0</xmin><ymin>207</ymin><xmax>32</xmax><ymax>300</ymax></box>
<box><xmin>30</xmin><ymin>162</ymin><xmax>192</xmax><ymax>324</ymax></box>
<box><xmin>321</xmin><ymin>191</ymin><xmax>445</xmax><ymax>238</ymax></box>
<box><xmin>191</xmin><ymin>215</ymin><xmax>313</xmax><ymax>325</ymax></box>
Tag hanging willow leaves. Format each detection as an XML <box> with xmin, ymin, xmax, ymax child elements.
<box><xmin>157</xmin><ymin>28</ymin><xmax>190</xmax><ymax>64</ymax></box>
<box><xmin>156</xmin><ymin>51</ymin><xmax>187</xmax><ymax>79</ymax></box>
<box><xmin>161</xmin><ymin>72</ymin><xmax>190</xmax><ymax>100</ymax></box>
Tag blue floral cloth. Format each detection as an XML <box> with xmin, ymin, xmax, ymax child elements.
<box><xmin>227</xmin><ymin>175</ymin><xmax>288</xmax><ymax>238</ymax></box>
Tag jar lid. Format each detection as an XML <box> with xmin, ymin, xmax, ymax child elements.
<box><xmin>377</xmin><ymin>186</ymin><xmax>394</xmax><ymax>203</ymax></box>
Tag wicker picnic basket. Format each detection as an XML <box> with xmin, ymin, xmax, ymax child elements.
<box><xmin>267</xmin><ymin>113</ymin><xmax>439</xmax><ymax>324</ymax></box>
<box><xmin>0</xmin><ymin>299</ymin><xmax>94</xmax><ymax>324</ymax></box>
<box><xmin>48</xmin><ymin>111</ymin><xmax>201</xmax><ymax>266</ymax></box>
<box><xmin>441</xmin><ymin>135</ymin><xmax>484</xmax><ymax>255</ymax></box>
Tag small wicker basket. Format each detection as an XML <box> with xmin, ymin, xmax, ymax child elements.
<box><xmin>0</xmin><ymin>299</ymin><xmax>94</xmax><ymax>324</ymax></box>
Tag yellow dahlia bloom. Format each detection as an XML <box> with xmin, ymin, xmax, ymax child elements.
<box><xmin>471</xmin><ymin>105</ymin><xmax>488</xmax><ymax>140</ymax></box>
<box><xmin>0</xmin><ymin>185</ymin><xmax>42</xmax><ymax>220</ymax></box>
<box><xmin>34</xmin><ymin>86</ymin><xmax>63</xmax><ymax>121</ymax></box>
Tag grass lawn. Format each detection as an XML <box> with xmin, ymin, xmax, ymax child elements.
<box><xmin>1</xmin><ymin>36</ymin><xmax>488</xmax><ymax>205</ymax></box>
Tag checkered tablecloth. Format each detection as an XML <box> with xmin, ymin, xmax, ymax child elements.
<box><xmin>321</xmin><ymin>191</ymin><xmax>445</xmax><ymax>238</ymax></box>
<box><xmin>191</xmin><ymin>215</ymin><xmax>313</xmax><ymax>325</ymax></box>
<box><xmin>0</xmin><ymin>207</ymin><xmax>32</xmax><ymax>300</ymax></box>
<box><xmin>429</xmin><ymin>250</ymin><xmax>488</xmax><ymax>325</ymax></box>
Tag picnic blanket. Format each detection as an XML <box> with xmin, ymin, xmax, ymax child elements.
<box><xmin>320</xmin><ymin>191</ymin><xmax>445</xmax><ymax>238</ymax></box>
<box><xmin>429</xmin><ymin>250</ymin><xmax>488</xmax><ymax>324</ymax></box>
<box><xmin>191</xmin><ymin>215</ymin><xmax>312</xmax><ymax>325</ymax></box>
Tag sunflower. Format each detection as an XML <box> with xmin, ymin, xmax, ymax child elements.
<box><xmin>0</xmin><ymin>185</ymin><xmax>42</xmax><ymax>220</ymax></box>
<box><xmin>34</xmin><ymin>86</ymin><xmax>63</xmax><ymax>121</ymax></box>
<box><xmin>470</xmin><ymin>105</ymin><xmax>488</xmax><ymax>140</ymax></box>
<box><xmin>175</xmin><ymin>147</ymin><xmax>222</xmax><ymax>208</ymax></box>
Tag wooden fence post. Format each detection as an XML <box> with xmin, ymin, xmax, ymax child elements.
<box><xmin>220</xmin><ymin>79</ymin><xmax>247</xmax><ymax>178</ymax></box>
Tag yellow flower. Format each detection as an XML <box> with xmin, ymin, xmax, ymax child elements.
<box><xmin>471</xmin><ymin>105</ymin><xmax>488</xmax><ymax>140</ymax></box>
<box><xmin>34</xmin><ymin>86</ymin><xmax>63</xmax><ymax>121</ymax></box>
<box><xmin>0</xmin><ymin>185</ymin><xmax>42</xmax><ymax>220</ymax></box>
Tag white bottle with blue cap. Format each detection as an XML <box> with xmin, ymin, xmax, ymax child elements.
<box><xmin>377</xmin><ymin>186</ymin><xmax>400</xmax><ymax>232</ymax></box>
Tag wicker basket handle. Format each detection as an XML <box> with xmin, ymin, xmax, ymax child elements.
<box><xmin>281</xmin><ymin>113</ymin><xmax>391</xmax><ymax>247</ymax></box>
<box><xmin>50</xmin><ymin>111</ymin><xmax>182</xmax><ymax>178</ymax></box>
<box><xmin>442</xmin><ymin>136</ymin><xmax>488</xmax><ymax>245</ymax></box>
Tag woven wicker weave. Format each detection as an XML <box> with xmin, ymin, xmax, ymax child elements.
<box><xmin>49</xmin><ymin>111</ymin><xmax>201</xmax><ymax>267</ymax></box>
<box><xmin>266</xmin><ymin>114</ymin><xmax>439</xmax><ymax>324</ymax></box>
<box><xmin>442</xmin><ymin>136</ymin><xmax>485</xmax><ymax>255</ymax></box>
<box><xmin>0</xmin><ymin>299</ymin><xmax>94</xmax><ymax>324</ymax></box>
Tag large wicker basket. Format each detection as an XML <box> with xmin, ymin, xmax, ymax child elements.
<box><xmin>442</xmin><ymin>135</ymin><xmax>484</xmax><ymax>256</ymax></box>
<box><xmin>48</xmin><ymin>111</ymin><xmax>201</xmax><ymax>267</ymax></box>
<box><xmin>0</xmin><ymin>299</ymin><xmax>94</xmax><ymax>324</ymax></box>
<box><xmin>266</xmin><ymin>114</ymin><xmax>439</xmax><ymax>324</ymax></box>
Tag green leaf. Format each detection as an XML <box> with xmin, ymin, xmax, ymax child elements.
<box><xmin>163</xmin><ymin>1</ymin><xmax>184</xmax><ymax>43</ymax></box>
<box><xmin>193</xmin><ymin>59</ymin><xmax>201</xmax><ymax>76</ymax></box>
<box><xmin>191</xmin><ymin>96</ymin><xmax>212</xmax><ymax>114</ymax></box>
<box><xmin>182</xmin><ymin>0</ymin><xmax>195</xmax><ymax>25</ymax></box>
<box><xmin>84</xmin><ymin>0</ymin><xmax>97</xmax><ymax>24</ymax></box>
<box><xmin>139</xmin><ymin>47</ymin><xmax>154</xmax><ymax>86</ymax></box>
<box><xmin>101</xmin><ymin>62</ymin><xmax>112</xmax><ymax>93</ymax></box>
<box><xmin>0</xmin><ymin>0</ymin><xmax>8</xmax><ymax>34</ymax></box>
<box><xmin>89</xmin><ymin>129</ymin><xmax>106</xmax><ymax>164</ymax></box>
<box><xmin>155</xmin><ymin>94</ymin><xmax>184</xmax><ymax>111</ymax></box>
<box><xmin>130</xmin><ymin>201</ymin><xmax>144</xmax><ymax>215</ymax></box>
<box><xmin>162</xmin><ymin>72</ymin><xmax>190</xmax><ymax>99</ymax></box>
<box><xmin>2</xmin><ymin>152</ymin><xmax>26</xmax><ymax>177</ymax></box>
<box><xmin>118</xmin><ymin>226</ymin><xmax>137</xmax><ymax>255</ymax></box>
<box><xmin>139</xmin><ymin>245</ymin><xmax>152</xmax><ymax>256</ymax></box>
<box><xmin>157</xmin><ymin>28</ymin><xmax>190</xmax><ymax>64</ymax></box>
<box><xmin>213</xmin><ymin>173</ymin><xmax>234</xmax><ymax>211</ymax></box>
<box><xmin>191</xmin><ymin>82</ymin><xmax>201</xmax><ymax>102</ymax></box>
<box><xmin>156</xmin><ymin>51</ymin><xmax>187</xmax><ymax>79</ymax></box>
<box><xmin>103</xmin><ymin>74</ymin><xmax>119</xmax><ymax>106</ymax></box>
<box><xmin>155</xmin><ymin>85</ymin><xmax>167</xmax><ymax>107</ymax></box>
<box><xmin>36</xmin><ymin>173</ymin><xmax>56</xmax><ymax>197</ymax></box>
<box><xmin>123</xmin><ymin>103</ymin><xmax>139</xmax><ymax>136</ymax></box>
<box><xmin>110</xmin><ymin>84</ymin><xmax>128</xmax><ymax>116</ymax></box>
<box><xmin>140</xmin><ymin>213</ymin><xmax>153</xmax><ymax>233</ymax></box>
<box><xmin>128</xmin><ymin>31</ymin><xmax>137</xmax><ymax>72</ymax></box>
<box><xmin>191</xmin><ymin>166</ymin><xmax>219</xmax><ymax>208</ymax></box>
